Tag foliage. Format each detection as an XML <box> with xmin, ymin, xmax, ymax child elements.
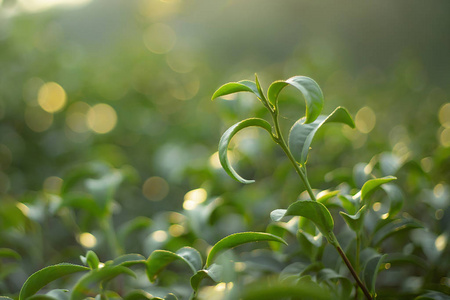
<box><xmin>1</xmin><ymin>73</ymin><xmax>449</xmax><ymax>300</ymax></box>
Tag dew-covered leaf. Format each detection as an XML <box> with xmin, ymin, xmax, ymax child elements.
<box><xmin>206</xmin><ymin>232</ymin><xmax>287</xmax><ymax>267</ymax></box>
<box><xmin>19</xmin><ymin>263</ymin><xmax>89</xmax><ymax>300</ymax></box>
<box><xmin>288</xmin><ymin>107</ymin><xmax>354</xmax><ymax>165</ymax></box>
<box><xmin>218</xmin><ymin>118</ymin><xmax>273</xmax><ymax>184</ymax></box>
<box><xmin>268</xmin><ymin>76</ymin><xmax>324</xmax><ymax>123</ymax></box>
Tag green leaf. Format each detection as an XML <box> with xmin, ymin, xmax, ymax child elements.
<box><xmin>339</xmin><ymin>205</ymin><xmax>367</xmax><ymax>233</ymax></box>
<box><xmin>288</xmin><ymin>107</ymin><xmax>355</xmax><ymax>165</ymax></box>
<box><xmin>164</xmin><ymin>294</ymin><xmax>178</xmax><ymax>300</ymax></box>
<box><xmin>45</xmin><ymin>290</ymin><xmax>69</xmax><ymax>300</ymax></box>
<box><xmin>80</xmin><ymin>250</ymin><xmax>100</xmax><ymax>269</ymax></box>
<box><xmin>146</xmin><ymin>247</ymin><xmax>202</xmax><ymax>282</ymax></box>
<box><xmin>0</xmin><ymin>248</ymin><xmax>21</xmax><ymax>260</ymax></box>
<box><xmin>360</xmin><ymin>176</ymin><xmax>397</xmax><ymax>202</ymax></box>
<box><xmin>71</xmin><ymin>266</ymin><xmax>135</xmax><ymax>300</ymax></box>
<box><xmin>110</xmin><ymin>253</ymin><xmax>146</xmax><ymax>267</ymax></box>
<box><xmin>206</xmin><ymin>232</ymin><xmax>287</xmax><ymax>267</ymax></box>
<box><xmin>363</xmin><ymin>254</ymin><xmax>386</xmax><ymax>294</ymax></box>
<box><xmin>190</xmin><ymin>264</ymin><xmax>223</xmax><ymax>292</ymax></box>
<box><xmin>267</xmin><ymin>76</ymin><xmax>324</xmax><ymax>123</ymax></box>
<box><xmin>218</xmin><ymin>118</ymin><xmax>273</xmax><ymax>184</ymax></box>
<box><xmin>212</xmin><ymin>80</ymin><xmax>261</xmax><ymax>100</ymax></box>
<box><xmin>124</xmin><ymin>290</ymin><xmax>158</xmax><ymax>300</ymax></box>
<box><xmin>241</xmin><ymin>281</ymin><xmax>331</xmax><ymax>300</ymax></box>
<box><xmin>19</xmin><ymin>263</ymin><xmax>89</xmax><ymax>300</ymax></box>
<box><xmin>382</xmin><ymin>184</ymin><xmax>404</xmax><ymax>218</ymax></box>
<box><xmin>27</xmin><ymin>296</ymin><xmax>57</xmax><ymax>300</ymax></box>
<box><xmin>372</xmin><ymin>218</ymin><xmax>423</xmax><ymax>246</ymax></box>
<box><xmin>271</xmin><ymin>200</ymin><xmax>334</xmax><ymax>242</ymax></box>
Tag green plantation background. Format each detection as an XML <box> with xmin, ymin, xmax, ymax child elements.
<box><xmin>0</xmin><ymin>0</ymin><xmax>449</xmax><ymax>298</ymax></box>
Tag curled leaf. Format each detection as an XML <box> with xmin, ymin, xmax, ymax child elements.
<box><xmin>19</xmin><ymin>263</ymin><xmax>89</xmax><ymax>300</ymax></box>
<box><xmin>218</xmin><ymin>118</ymin><xmax>273</xmax><ymax>184</ymax></box>
<box><xmin>146</xmin><ymin>247</ymin><xmax>202</xmax><ymax>282</ymax></box>
<box><xmin>271</xmin><ymin>200</ymin><xmax>334</xmax><ymax>242</ymax></box>
<box><xmin>268</xmin><ymin>76</ymin><xmax>324</xmax><ymax>123</ymax></box>
<box><xmin>206</xmin><ymin>232</ymin><xmax>287</xmax><ymax>267</ymax></box>
<box><xmin>288</xmin><ymin>107</ymin><xmax>354</xmax><ymax>165</ymax></box>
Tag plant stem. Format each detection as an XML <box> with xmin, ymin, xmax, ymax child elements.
<box><xmin>270</xmin><ymin>108</ymin><xmax>373</xmax><ymax>300</ymax></box>
<box><xmin>271</xmin><ymin>110</ymin><xmax>317</xmax><ymax>201</ymax></box>
<box><xmin>333</xmin><ymin>238</ymin><xmax>372</xmax><ymax>300</ymax></box>
<box><xmin>100</xmin><ymin>217</ymin><xmax>123</xmax><ymax>259</ymax></box>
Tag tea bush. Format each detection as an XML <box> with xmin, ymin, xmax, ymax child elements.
<box><xmin>1</xmin><ymin>75</ymin><xmax>448</xmax><ymax>300</ymax></box>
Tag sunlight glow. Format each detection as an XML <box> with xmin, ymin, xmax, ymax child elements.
<box><xmin>355</xmin><ymin>106</ymin><xmax>376</xmax><ymax>134</ymax></box>
<box><xmin>25</xmin><ymin>106</ymin><xmax>53</xmax><ymax>132</ymax></box>
<box><xmin>38</xmin><ymin>82</ymin><xmax>67</xmax><ymax>113</ymax></box>
<box><xmin>143</xmin><ymin>23</ymin><xmax>176</xmax><ymax>54</ymax></box>
<box><xmin>79</xmin><ymin>232</ymin><xmax>97</xmax><ymax>248</ymax></box>
<box><xmin>152</xmin><ymin>230</ymin><xmax>168</xmax><ymax>242</ymax></box>
<box><xmin>87</xmin><ymin>103</ymin><xmax>117</xmax><ymax>134</ymax></box>
<box><xmin>142</xmin><ymin>176</ymin><xmax>169</xmax><ymax>201</ymax></box>
<box><xmin>183</xmin><ymin>188</ymin><xmax>207</xmax><ymax>210</ymax></box>
<box><xmin>438</xmin><ymin>103</ymin><xmax>450</xmax><ymax>128</ymax></box>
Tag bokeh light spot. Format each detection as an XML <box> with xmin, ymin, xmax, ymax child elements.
<box><xmin>168</xmin><ymin>224</ymin><xmax>184</xmax><ymax>237</ymax></box>
<box><xmin>183</xmin><ymin>188</ymin><xmax>207</xmax><ymax>210</ymax></box>
<box><xmin>438</xmin><ymin>103</ymin><xmax>450</xmax><ymax>128</ymax></box>
<box><xmin>372</xmin><ymin>202</ymin><xmax>381</xmax><ymax>212</ymax></box>
<box><xmin>152</xmin><ymin>230</ymin><xmax>168</xmax><ymax>242</ymax></box>
<box><xmin>420</xmin><ymin>157</ymin><xmax>433</xmax><ymax>173</ymax></box>
<box><xmin>25</xmin><ymin>106</ymin><xmax>53</xmax><ymax>132</ymax></box>
<box><xmin>355</xmin><ymin>106</ymin><xmax>376</xmax><ymax>134</ymax></box>
<box><xmin>439</xmin><ymin>127</ymin><xmax>450</xmax><ymax>147</ymax></box>
<box><xmin>38</xmin><ymin>82</ymin><xmax>67</xmax><ymax>113</ymax></box>
<box><xmin>66</xmin><ymin>101</ymin><xmax>90</xmax><ymax>133</ymax></box>
<box><xmin>435</xmin><ymin>234</ymin><xmax>447</xmax><ymax>252</ymax></box>
<box><xmin>143</xmin><ymin>23</ymin><xmax>176</xmax><ymax>54</ymax></box>
<box><xmin>79</xmin><ymin>232</ymin><xmax>97</xmax><ymax>248</ymax></box>
<box><xmin>87</xmin><ymin>103</ymin><xmax>117</xmax><ymax>134</ymax></box>
<box><xmin>142</xmin><ymin>176</ymin><xmax>169</xmax><ymax>201</ymax></box>
<box><xmin>43</xmin><ymin>176</ymin><xmax>63</xmax><ymax>194</ymax></box>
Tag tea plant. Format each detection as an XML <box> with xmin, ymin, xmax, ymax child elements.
<box><xmin>1</xmin><ymin>75</ymin><xmax>448</xmax><ymax>300</ymax></box>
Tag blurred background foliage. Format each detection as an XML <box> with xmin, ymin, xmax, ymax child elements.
<box><xmin>0</xmin><ymin>0</ymin><xmax>449</xmax><ymax>297</ymax></box>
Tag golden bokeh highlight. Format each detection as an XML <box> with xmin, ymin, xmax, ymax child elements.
<box><xmin>152</xmin><ymin>230</ymin><xmax>168</xmax><ymax>242</ymax></box>
<box><xmin>166</xmin><ymin>49</ymin><xmax>196</xmax><ymax>73</ymax></box>
<box><xmin>439</xmin><ymin>128</ymin><xmax>450</xmax><ymax>147</ymax></box>
<box><xmin>43</xmin><ymin>176</ymin><xmax>63</xmax><ymax>194</ymax></box>
<box><xmin>355</xmin><ymin>106</ymin><xmax>376</xmax><ymax>134</ymax></box>
<box><xmin>168</xmin><ymin>224</ymin><xmax>184</xmax><ymax>237</ymax></box>
<box><xmin>66</xmin><ymin>101</ymin><xmax>90</xmax><ymax>133</ymax></box>
<box><xmin>38</xmin><ymin>82</ymin><xmax>67</xmax><ymax>113</ymax></box>
<box><xmin>170</xmin><ymin>76</ymin><xmax>200</xmax><ymax>101</ymax></box>
<box><xmin>138</xmin><ymin>0</ymin><xmax>180</xmax><ymax>20</ymax></box>
<box><xmin>435</xmin><ymin>234</ymin><xmax>447</xmax><ymax>252</ymax></box>
<box><xmin>420</xmin><ymin>157</ymin><xmax>433</xmax><ymax>173</ymax></box>
<box><xmin>87</xmin><ymin>103</ymin><xmax>117</xmax><ymax>134</ymax></box>
<box><xmin>438</xmin><ymin>103</ymin><xmax>450</xmax><ymax>128</ymax></box>
<box><xmin>183</xmin><ymin>188</ymin><xmax>207</xmax><ymax>210</ymax></box>
<box><xmin>372</xmin><ymin>202</ymin><xmax>381</xmax><ymax>212</ymax></box>
<box><xmin>142</xmin><ymin>176</ymin><xmax>169</xmax><ymax>201</ymax></box>
<box><xmin>143</xmin><ymin>23</ymin><xmax>176</xmax><ymax>54</ymax></box>
<box><xmin>24</xmin><ymin>106</ymin><xmax>53</xmax><ymax>132</ymax></box>
<box><xmin>79</xmin><ymin>232</ymin><xmax>97</xmax><ymax>248</ymax></box>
